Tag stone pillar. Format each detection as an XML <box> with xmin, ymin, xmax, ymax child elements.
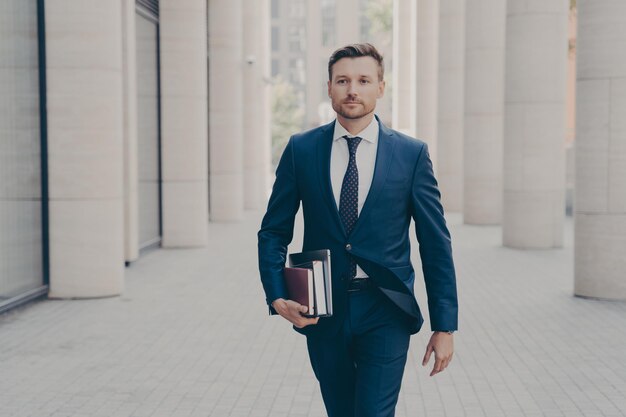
<box><xmin>463</xmin><ymin>0</ymin><xmax>506</xmax><ymax>225</ymax></box>
<box><xmin>160</xmin><ymin>0</ymin><xmax>209</xmax><ymax>245</ymax></box>
<box><xmin>208</xmin><ymin>0</ymin><xmax>244</xmax><ymax>221</ymax></box>
<box><xmin>437</xmin><ymin>0</ymin><xmax>465</xmax><ymax>212</ymax></box>
<box><xmin>415</xmin><ymin>0</ymin><xmax>439</xmax><ymax>168</ymax></box>
<box><xmin>121</xmin><ymin>0</ymin><xmax>139</xmax><ymax>262</ymax></box>
<box><xmin>392</xmin><ymin>0</ymin><xmax>416</xmax><ymax>136</ymax></box>
<box><xmin>502</xmin><ymin>1</ymin><xmax>569</xmax><ymax>249</ymax></box>
<box><xmin>336</xmin><ymin>0</ymin><xmax>360</xmax><ymax>46</ymax></box>
<box><xmin>45</xmin><ymin>1</ymin><xmax>124</xmax><ymax>297</ymax></box>
<box><xmin>260</xmin><ymin>0</ymin><xmax>273</xmax><ymax>198</ymax></box>
<box><xmin>243</xmin><ymin>0</ymin><xmax>271</xmax><ymax>210</ymax></box>
<box><xmin>306</xmin><ymin>0</ymin><xmax>322</xmax><ymax>128</ymax></box>
<box><xmin>574</xmin><ymin>1</ymin><xmax>626</xmax><ymax>300</ymax></box>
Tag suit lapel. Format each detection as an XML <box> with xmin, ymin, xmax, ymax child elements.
<box><xmin>316</xmin><ymin>118</ymin><xmax>396</xmax><ymax>238</ymax></box>
<box><xmin>317</xmin><ymin>121</ymin><xmax>347</xmax><ymax>236</ymax></box>
<box><xmin>351</xmin><ymin>120</ymin><xmax>395</xmax><ymax>234</ymax></box>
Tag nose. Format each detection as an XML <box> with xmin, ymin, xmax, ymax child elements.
<box><xmin>347</xmin><ymin>83</ymin><xmax>358</xmax><ymax>96</ymax></box>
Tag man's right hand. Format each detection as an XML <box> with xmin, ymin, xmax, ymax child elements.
<box><xmin>271</xmin><ymin>298</ymin><xmax>319</xmax><ymax>328</ymax></box>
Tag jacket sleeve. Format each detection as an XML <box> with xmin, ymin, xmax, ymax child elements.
<box><xmin>410</xmin><ymin>143</ymin><xmax>458</xmax><ymax>332</ymax></box>
<box><xmin>257</xmin><ymin>137</ymin><xmax>301</xmax><ymax>311</ymax></box>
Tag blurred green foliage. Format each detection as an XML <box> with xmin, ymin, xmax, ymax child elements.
<box><xmin>271</xmin><ymin>77</ymin><xmax>304</xmax><ymax>166</ymax></box>
<box><xmin>364</xmin><ymin>0</ymin><xmax>393</xmax><ymax>40</ymax></box>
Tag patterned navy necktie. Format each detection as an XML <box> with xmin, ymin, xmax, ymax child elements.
<box><xmin>339</xmin><ymin>135</ymin><xmax>362</xmax><ymax>279</ymax></box>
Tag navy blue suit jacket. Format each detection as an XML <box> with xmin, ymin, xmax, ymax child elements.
<box><xmin>258</xmin><ymin>118</ymin><xmax>458</xmax><ymax>338</ymax></box>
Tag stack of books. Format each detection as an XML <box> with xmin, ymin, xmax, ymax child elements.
<box><xmin>283</xmin><ymin>249</ymin><xmax>333</xmax><ymax>318</ymax></box>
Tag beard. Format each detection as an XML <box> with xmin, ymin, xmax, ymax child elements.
<box><xmin>332</xmin><ymin>100</ymin><xmax>375</xmax><ymax>120</ymax></box>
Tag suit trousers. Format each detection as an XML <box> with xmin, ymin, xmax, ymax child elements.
<box><xmin>306</xmin><ymin>285</ymin><xmax>412</xmax><ymax>417</ymax></box>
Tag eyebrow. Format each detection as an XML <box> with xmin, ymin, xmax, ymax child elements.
<box><xmin>334</xmin><ymin>74</ymin><xmax>374</xmax><ymax>79</ymax></box>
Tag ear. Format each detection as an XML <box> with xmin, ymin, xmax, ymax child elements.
<box><xmin>378</xmin><ymin>80</ymin><xmax>386</xmax><ymax>99</ymax></box>
<box><xmin>327</xmin><ymin>80</ymin><xmax>331</xmax><ymax>98</ymax></box>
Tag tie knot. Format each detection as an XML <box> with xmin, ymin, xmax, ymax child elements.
<box><xmin>343</xmin><ymin>135</ymin><xmax>362</xmax><ymax>155</ymax></box>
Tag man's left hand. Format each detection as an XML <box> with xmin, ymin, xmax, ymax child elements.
<box><xmin>422</xmin><ymin>331</ymin><xmax>454</xmax><ymax>377</ymax></box>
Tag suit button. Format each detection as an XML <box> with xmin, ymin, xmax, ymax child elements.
<box><xmin>345</xmin><ymin>244</ymin><xmax>352</xmax><ymax>251</ymax></box>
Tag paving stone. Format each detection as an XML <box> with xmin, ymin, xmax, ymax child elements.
<box><xmin>1</xmin><ymin>213</ymin><xmax>625</xmax><ymax>417</ymax></box>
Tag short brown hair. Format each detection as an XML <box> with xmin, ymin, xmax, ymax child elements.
<box><xmin>328</xmin><ymin>43</ymin><xmax>384</xmax><ymax>81</ymax></box>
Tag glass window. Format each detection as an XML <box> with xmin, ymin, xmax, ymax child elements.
<box><xmin>271</xmin><ymin>0</ymin><xmax>279</xmax><ymax>19</ymax></box>
<box><xmin>289</xmin><ymin>0</ymin><xmax>305</xmax><ymax>17</ymax></box>
<box><xmin>271</xmin><ymin>59</ymin><xmax>280</xmax><ymax>77</ymax></box>
<box><xmin>135</xmin><ymin>14</ymin><xmax>161</xmax><ymax>249</ymax></box>
<box><xmin>272</xmin><ymin>26</ymin><xmax>280</xmax><ymax>52</ymax></box>
<box><xmin>360</xmin><ymin>0</ymin><xmax>372</xmax><ymax>41</ymax></box>
<box><xmin>289</xmin><ymin>59</ymin><xmax>298</xmax><ymax>84</ymax></box>
<box><xmin>321</xmin><ymin>0</ymin><xmax>336</xmax><ymax>47</ymax></box>
<box><xmin>321</xmin><ymin>57</ymin><xmax>329</xmax><ymax>97</ymax></box>
<box><xmin>0</xmin><ymin>0</ymin><xmax>44</xmax><ymax>301</ymax></box>
<box><xmin>288</xmin><ymin>25</ymin><xmax>305</xmax><ymax>53</ymax></box>
<box><xmin>287</xmin><ymin>58</ymin><xmax>305</xmax><ymax>85</ymax></box>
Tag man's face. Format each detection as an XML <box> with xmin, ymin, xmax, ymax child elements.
<box><xmin>327</xmin><ymin>56</ymin><xmax>385</xmax><ymax>121</ymax></box>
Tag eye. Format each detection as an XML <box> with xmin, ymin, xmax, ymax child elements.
<box><xmin>360</xmin><ymin>79</ymin><xmax>370</xmax><ymax>84</ymax></box>
<box><xmin>337</xmin><ymin>79</ymin><xmax>347</xmax><ymax>84</ymax></box>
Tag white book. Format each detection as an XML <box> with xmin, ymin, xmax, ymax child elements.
<box><xmin>311</xmin><ymin>260</ymin><xmax>327</xmax><ymax>316</ymax></box>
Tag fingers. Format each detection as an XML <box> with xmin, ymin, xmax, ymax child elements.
<box><xmin>294</xmin><ymin>316</ymin><xmax>319</xmax><ymax>328</ymax></box>
<box><xmin>423</xmin><ymin>332</ymin><xmax>455</xmax><ymax>376</ymax></box>
<box><xmin>429</xmin><ymin>352</ymin><xmax>454</xmax><ymax>377</ymax></box>
<box><xmin>291</xmin><ymin>302</ymin><xmax>311</xmax><ymax>317</ymax></box>
<box><xmin>422</xmin><ymin>344</ymin><xmax>433</xmax><ymax>366</ymax></box>
<box><xmin>282</xmin><ymin>300</ymin><xmax>308</xmax><ymax>316</ymax></box>
<box><xmin>430</xmin><ymin>356</ymin><xmax>445</xmax><ymax>377</ymax></box>
<box><xmin>279</xmin><ymin>300</ymin><xmax>319</xmax><ymax>328</ymax></box>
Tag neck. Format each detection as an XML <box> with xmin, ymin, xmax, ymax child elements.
<box><xmin>337</xmin><ymin>112</ymin><xmax>375</xmax><ymax>136</ymax></box>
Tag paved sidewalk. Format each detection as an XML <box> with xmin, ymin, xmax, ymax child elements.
<box><xmin>1</xmin><ymin>212</ymin><xmax>625</xmax><ymax>417</ymax></box>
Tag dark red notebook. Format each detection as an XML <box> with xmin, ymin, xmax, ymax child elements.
<box><xmin>283</xmin><ymin>267</ymin><xmax>315</xmax><ymax>317</ymax></box>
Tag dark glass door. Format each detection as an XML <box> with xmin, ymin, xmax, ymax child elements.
<box><xmin>0</xmin><ymin>0</ymin><xmax>45</xmax><ymax>306</ymax></box>
<box><xmin>135</xmin><ymin>12</ymin><xmax>162</xmax><ymax>250</ymax></box>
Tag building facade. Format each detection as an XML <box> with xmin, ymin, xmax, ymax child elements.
<box><xmin>0</xmin><ymin>0</ymin><xmax>271</xmax><ymax>312</ymax></box>
<box><xmin>2</xmin><ymin>0</ymin><xmax>624</xmax><ymax>312</ymax></box>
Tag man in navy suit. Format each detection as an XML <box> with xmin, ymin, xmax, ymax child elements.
<box><xmin>258</xmin><ymin>43</ymin><xmax>458</xmax><ymax>417</ymax></box>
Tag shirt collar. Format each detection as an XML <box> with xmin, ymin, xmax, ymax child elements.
<box><xmin>333</xmin><ymin>116</ymin><xmax>379</xmax><ymax>144</ymax></box>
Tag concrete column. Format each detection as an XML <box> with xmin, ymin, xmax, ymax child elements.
<box><xmin>306</xmin><ymin>1</ymin><xmax>323</xmax><ymax>128</ymax></box>
<box><xmin>45</xmin><ymin>1</ymin><xmax>124</xmax><ymax>297</ymax></box>
<box><xmin>160</xmin><ymin>0</ymin><xmax>209</xmax><ymax>245</ymax></box>
<box><xmin>415</xmin><ymin>0</ymin><xmax>439</xmax><ymax>168</ymax></box>
<box><xmin>392</xmin><ymin>0</ymin><xmax>416</xmax><ymax>136</ymax></box>
<box><xmin>121</xmin><ymin>0</ymin><xmax>139</xmax><ymax>262</ymax></box>
<box><xmin>243</xmin><ymin>0</ymin><xmax>271</xmax><ymax>210</ymax></box>
<box><xmin>503</xmin><ymin>1</ymin><xmax>569</xmax><ymax>248</ymax></box>
<box><xmin>463</xmin><ymin>0</ymin><xmax>506</xmax><ymax>225</ymax></box>
<box><xmin>336</xmin><ymin>0</ymin><xmax>361</xmax><ymax>46</ymax></box>
<box><xmin>209</xmin><ymin>0</ymin><xmax>244</xmax><ymax>221</ymax></box>
<box><xmin>437</xmin><ymin>0</ymin><xmax>465</xmax><ymax>212</ymax></box>
<box><xmin>260</xmin><ymin>0</ymin><xmax>272</xmax><ymax>197</ymax></box>
<box><xmin>574</xmin><ymin>1</ymin><xmax>626</xmax><ymax>300</ymax></box>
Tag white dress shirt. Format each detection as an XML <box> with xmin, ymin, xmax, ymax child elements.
<box><xmin>330</xmin><ymin>116</ymin><xmax>379</xmax><ymax>278</ymax></box>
